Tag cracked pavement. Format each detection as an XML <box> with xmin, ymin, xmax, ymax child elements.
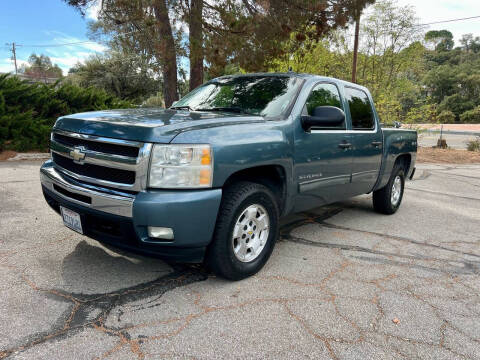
<box><xmin>1</xmin><ymin>160</ymin><xmax>479</xmax><ymax>359</ymax></box>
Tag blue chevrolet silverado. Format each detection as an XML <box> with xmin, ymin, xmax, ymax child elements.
<box><xmin>40</xmin><ymin>73</ymin><xmax>417</xmax><ymax>280</ymax></box>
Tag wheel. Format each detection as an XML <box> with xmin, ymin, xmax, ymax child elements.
<box><xmin>372</xmin><ymin>165</ymin><xmax>405</xmax><ymax>215</ymax></box>
<box><xmin>205</xmin><ymin>181</ymin><xmax>279</xmax><ymax>280</ymax></box>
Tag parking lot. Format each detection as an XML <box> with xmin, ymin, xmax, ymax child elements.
<box><xmin>1</xmin><ymin>160</ymin><xmax>480</xmax><ymax>359</ymax></box>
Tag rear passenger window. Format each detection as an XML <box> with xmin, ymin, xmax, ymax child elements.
<box><xmin>345</xmin><ymin>87</ymin><xmax>375</xmax><ymax>130</ymax></box>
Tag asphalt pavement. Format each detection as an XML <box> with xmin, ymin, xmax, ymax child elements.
<box><xmin>1</xmin><ymin>160</ymin><xmax>479</xmax><ymax>359</ymax></box>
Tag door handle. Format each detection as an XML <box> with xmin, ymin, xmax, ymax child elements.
<box><xmin>371</xmin><ymin>141</ymin><xmax>382</xmax><ymax>148</ymax></box>
<box><xmin>338</xmin><ymin>142</ymin><xmax>352</xmax><ymax>149</ymax></box>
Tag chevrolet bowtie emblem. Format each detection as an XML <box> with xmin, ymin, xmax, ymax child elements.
<box><xmin>70</xmin><ymin>146</ymin><xmax>86</xmax><ymax>164</ymax></box>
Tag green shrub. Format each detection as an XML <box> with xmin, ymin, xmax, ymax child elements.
<box><xmin>437</xmin><ymin>110</ymin><xmax>456</xmax><ymax>124</ymax></box>
<box><xmin>404</xmin><ymin>104</ymin><xmax>437</xmax><ymax>124</ymax></box>
<box><xmin>142</xmin><ymin>92</ymin><xmax>165</xmax><ymax>108</ymax></box>
<box><xmin>460</xmin><ymin>106</ymin><xmax>480</xmax><ymax>124</ymax></box>
<box><xmin>0</xmin><ymin>74</ymin><xmax>131</xmax><ymax>152</ymax></box>
<box><xmin>467</xmin><ymin>137</ymin><xmax>480</xmax><ymax>152</ymax></box>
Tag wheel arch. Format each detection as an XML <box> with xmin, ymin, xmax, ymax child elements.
<box><xmin>222</xmin><ymin>165</ymin><xmax>288</xmax><ymax>215</ymax></box>
<box><xmin>394</xmin><ymin>153</ymin><xmax>412</xmax><ymax>174</ymax></box>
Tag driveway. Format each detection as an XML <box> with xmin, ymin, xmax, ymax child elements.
<box><xmin>1</xmin><ymin>161</ymin><xmax>479</xmax><ymax>359</ymax></box>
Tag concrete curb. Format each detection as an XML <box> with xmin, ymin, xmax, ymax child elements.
<box><xmin>7</xmin><ymin>153</ymin><xmax>50</xmax><ymax>161</ymax></box>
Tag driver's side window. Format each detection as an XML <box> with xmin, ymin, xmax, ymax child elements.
<box><xmin>303</xmin><ymin>83</ymin><xmax>343</xmax><ymax>119</ymax></box>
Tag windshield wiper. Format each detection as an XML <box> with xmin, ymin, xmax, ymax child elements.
<box><xmin>170</xmin><ymin>105</ymin><xmax>193</xmax><ymax>111</ymax></box>
<box><xmin>195</xmin><ymin>107</ymin><xmax>255</xmax><ymax>115</ymax></box>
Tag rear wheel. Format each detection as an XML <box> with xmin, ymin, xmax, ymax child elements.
<box><xmin>206</xmin><ymin>181</ymin><xmax>279</xmax><ymax>280</ymax></box>
<box><xmin>372</xmin><ymin>165</ymin><xmax>405</xmax><ymax>215</ymax></box>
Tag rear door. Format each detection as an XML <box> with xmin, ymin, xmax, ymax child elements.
<box><xmin>293</xmin><ymin>82</ymin><xmax>354</xmax><ymax>211</ymax></box>
<box><xmin>344</xmin><ymin>87</ymin><xmax>383</xmax><ymax>194</ymax></box>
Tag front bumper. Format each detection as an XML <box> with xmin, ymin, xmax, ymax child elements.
<box><xmin>40</xmin><ymin>160</ymin><xmax>222</xmax><ymax>262</ymax></box>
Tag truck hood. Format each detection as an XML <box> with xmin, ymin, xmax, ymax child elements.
<box><xmin>53</xmin><ymin>108</ymin><xmax>265</xmax><ymax>143</ymax></box>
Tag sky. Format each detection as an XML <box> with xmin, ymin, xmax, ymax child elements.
<box><xmin>0</xmin><ymin>0</ymin><xmax>479</xmax><ymax>75</ymax></box>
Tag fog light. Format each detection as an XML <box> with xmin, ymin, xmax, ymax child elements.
<box><xmin>148</xmin><ymin>226</ymin><xmax>174</xmax><ymax>240</ymax></box>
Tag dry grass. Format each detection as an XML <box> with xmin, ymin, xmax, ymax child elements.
<box><xmin>417</xmin><ymin>147</ymin><xmax>480</xmax><ymax>164</ymax></box>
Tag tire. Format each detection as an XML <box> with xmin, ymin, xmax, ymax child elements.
<box><xmin>372</xmin><ymin>165</ymin><xmax>405</xmax><ymax>215</ymax></box>
<box><xmin>205</xmin><ymin>181</ymin><xmax>279</xmax><ymax>280</ymax></box>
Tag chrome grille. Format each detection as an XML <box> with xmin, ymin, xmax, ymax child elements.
<box><xmin>50</xmin><ymin>130</ymin><xmax>152</xmax><ymax>192</ymax></box>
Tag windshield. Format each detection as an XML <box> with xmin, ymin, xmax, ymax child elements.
<box><xmin>172</xmin><ymin>76</ymin><xmax>303</xmax><ymax>117</ymax></box>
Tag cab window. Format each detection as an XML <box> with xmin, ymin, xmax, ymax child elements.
<box><xmin>345</xmin><ymin>87</ymin><xmax>375</xmax><ymax>130</ymax></box>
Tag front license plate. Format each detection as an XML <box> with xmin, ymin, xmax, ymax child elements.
<box><xmin>60</xmin><ymin>206</ymin><xmax>83</xmax><ymax>234</ymax></box>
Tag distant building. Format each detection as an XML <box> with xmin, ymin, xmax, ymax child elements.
<box><xmin>0</xmin><ymin>72</ymin><xmax>60</xmax><ymax>84</ymax></box>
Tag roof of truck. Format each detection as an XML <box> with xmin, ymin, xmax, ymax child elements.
<box><xmin>214</xmin><ymin>72</ymin><xmax>365</xmax><ymax>90</ymax></box>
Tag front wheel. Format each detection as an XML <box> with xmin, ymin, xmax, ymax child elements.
<box><xmin>205</xmin><ymin>181</ymin><xmax>279</xmax><ymax>280</ymax></box>
<box><xmin>372</xmin><ymin>166</ymin><xmax>405</xmax><ymax>215</ymax></box>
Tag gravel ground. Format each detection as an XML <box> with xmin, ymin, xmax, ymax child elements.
<box><xmin>417</xmin><ymin>132</ymin><xmax>478</xmax><ymax>150</ymax></box>
<box><xmin>1</xmin><ymin>160</ymin><xmax>479</xmax><ymax>359</ymax></box>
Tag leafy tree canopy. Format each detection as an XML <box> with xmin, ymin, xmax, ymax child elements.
<box><xmin>19</xmin><ymin>54</ymin><xmax>63</xmax><ymax>82</ymax></box>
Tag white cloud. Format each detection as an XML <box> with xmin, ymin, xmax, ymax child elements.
<box><xmin>0</xmin><ymin>58</ymin><xmax>28</xmax><ymax>74</ymax></box>
<box><xmin>394</xmin><ymin>0</ymin><xmax>480</xmax><ymax>45</ymax></box>
<box><xmin>85</xmin><ymin>0</ymin><xmax>102</xmax><ymax>20</ymax></box>
<box><xmin>18</xmin><ymin>31</ymin><xmax>109</xmax><ymax>74</ymax></box>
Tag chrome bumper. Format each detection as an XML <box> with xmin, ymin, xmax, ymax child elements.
<box><xmin>40</xmin><ymin>160</ymin><xmax>134</xmax><ymax>217</ymax></box>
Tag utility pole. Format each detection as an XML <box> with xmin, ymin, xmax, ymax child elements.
<box><xmin>351</xmin><ymin>13</ymin><xmax>360</xmax><ymax>84</ymax></box>
<box><xmin>6</xmin><ymin>42</ymin><xmax>18</xmax><ymax>74</ymax></box>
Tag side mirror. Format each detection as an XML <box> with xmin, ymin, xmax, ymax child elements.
<box><xmin>301</xmin><ymin>106</ymin><xmax>345</xmax><ymax>132</ymax></box>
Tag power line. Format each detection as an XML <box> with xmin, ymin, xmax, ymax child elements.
<box><xmin>9</xmin><ymin>14</ymin><xmax>480</xmax><ymax>51</ymax></box>
<box><xmin>417</xmin><ymin>15</ymin><xmax>480</xmax><ymax>27</ymax></box>
<box><xmin>16</xmin><ymin>29</ymin><xmax>142</xmax><ymax>48</ymax></box>
<box><xmin>19</xmin><ymin>40</ymin><xmax>97</xmax><ymax>48</ymax></box>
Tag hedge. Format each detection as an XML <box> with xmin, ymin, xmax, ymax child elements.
<box><xmin>0</xmin><ymin>74</ymin><xmax>131</xmax><ymax>152</ymax></box>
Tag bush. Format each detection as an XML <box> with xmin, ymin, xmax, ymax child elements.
<box><xmin>467</xmin><ymin>137</ymin><xmax>480</xmax><ymax>152</ymax></box>
<box><xmin>0</xmin><ymin>74</ymin><xmax>131</xmax><ymax>152</ymax></box>
<box><xmin>404</xmin><ymin>104</ymin><xmax>437</xmax><ymax>124</ymax></box>
<box><xmin>438</xmin><ymin>94</ymin><xmax>475</xmax><ymax>120</ymax></box>
<box><xmin>437</xmin><ymin>110</ymin><xmax>456</xmax><ymax>124</ymax></box>
<box><xmin>460</xmin><ymin>106</ymin><xmax>480</xmax><ymax>124</ymax></box>
<box><xmin>142</xmin><ymin>92</ymin><xmax>165</xmax><ymax>108</ymax></box>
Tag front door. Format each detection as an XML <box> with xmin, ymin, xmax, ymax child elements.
<box><xmin>293</xmin><ymin>82</ymin><xmax>354</xmax><ymax>212</ymax></box>
<box><xmin>344</xmin><ymin>86</ymin><xmax>383</xmax><ymax>194</ymax></box>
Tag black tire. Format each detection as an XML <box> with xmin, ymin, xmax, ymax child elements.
<box><xmin>372</xmin><ymin>165</ymin><xmax>405</xmax><ymax>215</ymax></box>
<box><xmin>205</xmin><ymin>181</ymin><xmax>279</xmax><ymax>280</ymax></box>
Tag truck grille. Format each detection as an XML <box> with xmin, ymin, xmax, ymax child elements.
<box><xmin>50</xmin><ymin>130</ymin><xmax>152</xmax><ymax>191</ymax></box>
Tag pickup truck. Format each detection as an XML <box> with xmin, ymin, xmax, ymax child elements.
<box><xmin>40</xmin><ymin>73</ymin><xmax>417</xmax><ymax>280</ymax></box>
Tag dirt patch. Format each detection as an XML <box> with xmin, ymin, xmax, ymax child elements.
<box><xmin>417</xmin><ymin>147</ymin><xmax>480</xmax><ymax>164</ymax></box>
<box><xmin>0</xmin><ymin>151</ymin><xmax>17</xmax><ymax>161</ymax></box>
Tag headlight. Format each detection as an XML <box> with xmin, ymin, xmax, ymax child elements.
<box><xmin>149</xmin><ymin>144</ymin><xmax>213</xmax><ymax>188</ymax></box>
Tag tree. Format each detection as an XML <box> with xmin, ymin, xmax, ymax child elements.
<box><xmin>425</xmin><ymin>30</ymin><xmax>454</xmax><ymax>52</ymax></box>
<box><xmin>202</xmin><ymin>0</ymin><xmax>375</xmax><ymax>77</ymax></box>
<box><xmin>460</xmin><ymin>33</ymin><xmax>480</xmax><ymax>53</ymax></box>
<box><xmin>351</xmin><ymin>0</ymin><xmax>376</xmax><ymax>83</ymax></box>
<box><xmin>65</xmin><ymin>0</ymin><xmax>179</xmax><ymax>107</ymax></box>
<box><xmin>67</xmin><ymin>51</ymin><xmax>162</xmax><ymax>102</ymax></box>
<box><xmin>187</xmin><ymin>0</ymin><xmax>203</xmax><ymax>90</ymax></box>
<box><xmin>19</xmin><ymin>54</ymin><xmax>63</xmax><ymax>83</ymax></box>
<box><xmin>65</xmin><ymin>0</ymin><xmax>375</xmax><ymax>106</ymax></box>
